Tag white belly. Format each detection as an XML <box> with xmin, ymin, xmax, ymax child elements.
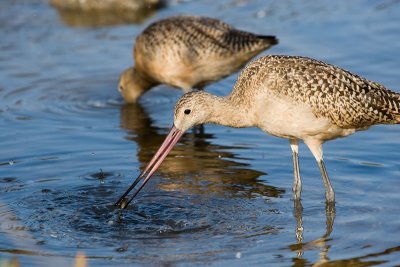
<box><xmin>254</xmin><ymin>94</ymin><xmax>357</xmax><ymax>141</ymax></box>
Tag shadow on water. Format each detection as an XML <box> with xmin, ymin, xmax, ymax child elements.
<box><xmin>49</xmin><ymin>0</ymin><xmax>166</xmax><ymax>27</ymax></box>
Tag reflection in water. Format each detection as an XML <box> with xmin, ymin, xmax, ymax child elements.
<box><xmin>119</xmin><ymin>103</ymin><xmax>285</xmax><ymax>199</ymax></box>
<box><xmin>50</xmin><ymin>0</ymin><xmax>166</xmax><ymax>27</ymax></box>
<box><xmin>290</xmin><ymin>200</ymin><xmax>335</xmax><ymax>266</ymax></box>
<box><xmin>326</xmin><ymin>246</ymin><xmax>400</xmax><ymax>266</ymax></box>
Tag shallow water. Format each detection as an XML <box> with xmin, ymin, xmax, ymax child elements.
<box><xmin>1</xmin><ymin>0</ymin><xmax>400</xmax><ymax>266</ymax></box>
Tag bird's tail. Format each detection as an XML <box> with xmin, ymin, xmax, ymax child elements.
<box><xmin>392</xmin><ymin>94</ymin><xmax>400</xmax><ymax>124</ymax></box>
<box><xmin>256</xmin><ymin>35</ymin><xmax>279</xmax><ymax>45</ymax></box>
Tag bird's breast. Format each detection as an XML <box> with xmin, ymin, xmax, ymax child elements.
<box><xmin>254</xmin><ymin>94</ymin><xmax>357</xmax><ymax>141</ymax></box>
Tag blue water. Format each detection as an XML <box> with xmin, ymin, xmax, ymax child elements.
<box><xmin>1</xmin><ymin>0</ymin><xmax>400</xmax><ymax>266</ymax></box>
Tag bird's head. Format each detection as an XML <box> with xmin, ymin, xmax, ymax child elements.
<box><xmin>173</xmin><ymin>91</ymin><xmax>213</xmax><ymax>132</ymax></box>
<box><xmin>118</xmin><ymin>67</ymin><xmax>153</xmax><ymax>103</ymax></box>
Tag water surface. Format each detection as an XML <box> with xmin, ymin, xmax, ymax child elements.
<box><xmin>1</xmin><ymin>0</ymin><xmax>400</xmax><ymax>266</ymax></box>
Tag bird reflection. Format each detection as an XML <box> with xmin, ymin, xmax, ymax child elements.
<box><xmin>290</xmin><ymin>200</ymin><xmax>336</xmax><ymax>266</ymax></box>
<box><xmin>290</xmin><ymin>201</ymin><xmax>400</xmax><ymax>267</ymax></box>
<box><xmin>50</xmin><ymin>1</ymin><xmax>165</xmax><ymax>27</ymax></box>
<box><xmin>119</xmin><ymin>103</ymin><xmax>285</xmax><ymax>199</ymax></box>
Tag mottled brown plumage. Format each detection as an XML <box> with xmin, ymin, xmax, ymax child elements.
<box><xmin>116</xmin><ymin>55</ymin><xmax>399</xmax><ymax>207</ymax></box>
<box><xmin>230</xmin><ymin>55</ymin><xmax>400</xmax><ymax>128</ymax></box>
<box><xmin>173</xmin><ymin>55</ymin><xmax>399</xmax><ymax>203</ymax></box>
<box><xmin>118</xmin><ymin>16</ymin><xmax>278</xmax><ymax>102</ymax></box>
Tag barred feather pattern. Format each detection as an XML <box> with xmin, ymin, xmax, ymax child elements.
<box><xmin>136</xmin><ymin>16</ymin><xmax>277</xmax><ymax>61</ymax></box>
<box><xmin>231</xmin><ymin>55</ymin><xmax>400</xmax><ymax>128</ymax></box>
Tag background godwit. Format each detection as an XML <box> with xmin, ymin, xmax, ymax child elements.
<box><xmin>118</xmin><ymin>15</ymin><xmax>278</xmax><ymax>102</ymax></box>
<box><xmin>116</xmin><ymin>55</ymin><xmax>400</xmax><ymax>207</ymax></box>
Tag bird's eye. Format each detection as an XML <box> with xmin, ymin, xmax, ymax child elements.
<box><xmin>184</xmin><ymin>109</ymin><xmax>191</xmax><ymax>115</ymax></box>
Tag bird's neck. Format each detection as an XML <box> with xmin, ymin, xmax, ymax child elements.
<box><xmin>207</xmin><ymin>96</ymin><xmax>254</xmax><ymax>128</ymax></box>
<box><xmin>134</xmin><ymin>67</ymin><xmax>157</xmax><ymax>92</ymax></box>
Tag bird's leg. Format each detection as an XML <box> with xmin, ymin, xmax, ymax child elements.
<box><xmin>304</xmin><ymin>139</ymin><xmax>335</xmax><ymax>203</ymax></box>
<box><xmin>192</xmin><ymin>125</ymin><xmax>205</xmax><ymax>136</ymax></box>
<box><xmin>290</xmin><ymin>139</ymin><xmax>302</xmax><ymax>200</ymax></box>
<box><xmin>318</xmin><ymin>160</ymin><xmax>335</xmax><ymax>203</ymax></box>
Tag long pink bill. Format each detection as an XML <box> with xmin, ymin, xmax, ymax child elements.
<box><xmin>114</xmin><ymin>125</ymin><xmax>184</xmax><ymax>209</ymax></box>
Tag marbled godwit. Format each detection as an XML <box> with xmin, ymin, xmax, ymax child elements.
<box><xmin>118</xmin><ymin>16</ymin><xmax>278</xmax><ymax>102</ymax></box>
<box><xmin>50</xmin><ymin>0</ymin><xmax>164</xmax><ymax>27</ymax></box>
<box><xmin>115</xmin><ymin>55</ymin><xmax>400</xmax><ymax>207</ymax></box>
<box><xmin>49</xmin><ymin>0</ymin><xmax>163</xmax><ymax>12</ymax></box>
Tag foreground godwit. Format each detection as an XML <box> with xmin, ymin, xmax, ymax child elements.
<box><xmin>118</xmin><ymin>16</ymin><xmax>278</xmax><ymax>102</ymax></box>
<box><xmin>115</xmin><ymin>55</ymin><xmax>400</xmax><ymax>207</ymax></box>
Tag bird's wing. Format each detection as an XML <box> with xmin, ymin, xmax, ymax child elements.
<box><xmin>188</xmin><ymin>17</ymin><xmax>277</xmax><ymax>55</ymax></box>
<box><xmin>139</xmin><ymin>16</ymin><xmax>275</xmax><ymax>57</ymax></box>
<box><xmin>244</xmin><ymin>56</ymin><xmax>400</xmax><ymax>128</ymax></box>
<box><xmin>282</xmin><ymin>56</ymin><xmax>400</xmax><ymax>128</ymax></box>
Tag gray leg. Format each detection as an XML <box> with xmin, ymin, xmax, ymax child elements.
<box><xmin>318</xmin><ymin>160</ymin><xmax>335</xmax><ymax>203</ymax></box>
<box><xmin>290</xmin><ymin>139</ymin><xmax>302</xmax><ymax>200</ymax></box>
<box><xmin>304</xmin><ymin>139</ymin><xmax>335</xmax><ymax>204</ymax></box>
